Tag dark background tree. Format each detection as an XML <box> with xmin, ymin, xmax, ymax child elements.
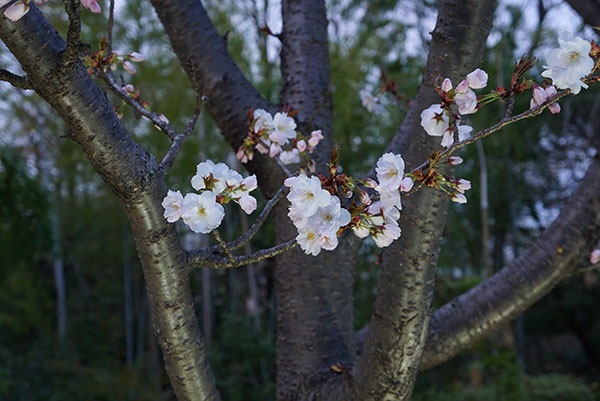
<box><xmin>0</xmin><ymin>0</ymin><xmax>599</xmax><ymax>400</ymax></box>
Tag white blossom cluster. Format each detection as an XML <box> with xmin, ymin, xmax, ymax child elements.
<box><xmin>284</xmin><ymin>175</ymin><xmax>351</xmax><ymax>256</ymax></box>
<box><xmin>419</xmin><ymin>68</ymin><xmax>487</xmax><ymax>149</ymax></box>
<box><xmin>237</xmin><ymin>109</ymin><xmax>324</xmax><ymax>168</ymax></box>
<box><xmin>162</xmin><ymin>160</ymin><xmax>258</xmax><ymax>234</ymax></box>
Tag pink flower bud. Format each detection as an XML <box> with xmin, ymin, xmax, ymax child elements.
<box><xmin>256</xmin><ymin>142</ymin><xmax>269</xmax><ymax>154</ymax></box>
<box><xmin>308</xmin><ymin>137</ymin><xmax>319</xmax><ymax>147</ymax></box>
<box><xmin>122</xmin><ymin>84</ymin><xmax>135</xmax><ymax>93</ymax></box>
<box><xmin>359</xmin><ymin>190</ymin><xmax>371</xmax><ymax>205</ymax></box>
<box><xmin>363</xmin><ymin>178</ymin><xmax>378</xmax><ymax>188</ymax></box>
<box><xmin>456</xmin><ymin>80</ymin><xmax>469</xmax><ymax>94</ymax></box>
<box><xmin>530</xmin><ymin>97</ymin><xmax>539</xmax><ymax>110</ymax></box>
<box><xmin>236</xmin><ymin>146</ymin><xmax>249</xmax><ymax>163</ymax></box>
<box><xmin>297</xmin><ymin>140</ymin><xmax>307</xmax><ymax>152</ymax></box>
<box><xmin>532</xmin><ymin>85</ymin><xmax>548</xmax><ymax>105</ymax></box>
<box><xmin>591</xmin><ymin>248</ymin><xmax>600</xmax><ymax>264</ymax></box>
<box><xmin>122</xmin><ymin>61</ymin><xmax>137</xmax><ymax>75</ymax></box>
<box><xmin>456</xmin><ymin>178</ymin><xmax>471</xmax><ymax>192</ymax></box>
<box><xmin>310</xmin><ymin>130</ymin><xmax>324</xmax><ymax>140</ymax></box>
<box><xmin>466</xmin><ymin>68</ymin><xmax>488</xmax><ymax>89</ymax></box>
<box><xmin>448</xmin><ymin>156</ymin><xmax>463</xmax><ymax>165</ymax></box>
<box><xmin>548</xmin><ymin>102</ymin><xmax>561</xmax><ymax>114</ymax></box>
<box><xmin>269</xmin><ymin>143</ymin><xmax>281</xmax><ymax>157</ymax></box>
<box><xmin>545</xmin><ymin>85</ymin><xmax>558</xmax><ymax>98</ymax></box>
<box><xmin>451</xmin><ymin>193</ymin><xmax>467</xmax><ymax>204</ymax></box>
<box><xmin>400</xmin><ymin>176</ymin><xmax>414</xmax><ymax>192</ymax></box>
<box><xmin>129</xmin><ymin>52</ymin><xmax>145</xmax><ymax>62</ymax></box>
<box><xmin>441</xmin><ymin>78</ymin><xmax>452</xmax><ymax>92</ymax></box>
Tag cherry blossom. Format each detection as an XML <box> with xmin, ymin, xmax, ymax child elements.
<box><xmin>191</xmin><ymin>160</ymin><xmax>230</xmax><ymax>194</ymax></box>
<box><xmin>448</xmin><ymin>156</ymin><xmax>463</xmax><ymax>166</ymax></box>
<box><xmin>530</xmin><ymin>85</ymin><xmax>561</xmax><ymax>114</ymax></box>
<box><xmin>420</xmin><ymin>104</ymin><xmax>449</xmax><ymax>137</ymax></box>
<box><xmin>181</xmin><ymin>192</ymin><xmax>225</xmax><ymax>234</ymax></box>
<box><xmin>440</xmin><ymin>124</ymin><xmax>473</xmax><ymax>148</ymax></box>
<box><xmin>253</xmin><ymin>109</ymin><xmax>273</xmax><ymax>133</ymax></box>
<box><xmin>81</xmin><ymin>0</ymin><xmax>101</xmax><ymax>13</ymax></box>
<box><xmin>542</xmin><ymin>32</ymin><xmax>594</xmax><ymax>95</ymax></box>
<box><xmin>441</xmin><ymin>78</ymin><xmax>453</xmax><ymax>92</ymax></box>
<box><xmin>466</xmin><ymin>68</ymin><xmax>488</xmax><ymax>89</ymax></box>
<box><xmin>161</xmin><ymin>190</ymin><xmax>185</xmax><ymax>223</ymax></box>
<box><xmin>280</xmin><ymin>148</ymin><xmax>300</xmax><ymax>165</ymax></box>
<box><xmin>375</xmin><ymin>152</ymin><xmax>405</xmax><ymax>190</ymax></box>
<box><xmin>285</xmin><ymin>175</ymin><xmax>331</xmax><ymax>217</ymax></box>
<box><xmin>454</xmin><ymin>88</ymin><xmax>478</xmax><ymax>115</ymax></box>
<box><xmin>271</xmin><ymin>112</ymin><xmax>297</xmax><ymax>145</ymax></box>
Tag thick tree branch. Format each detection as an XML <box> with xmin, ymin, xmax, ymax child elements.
<box><xmin>0</xmin><ymin>7</ymin><xmax>221</xmax><ymax>401</ymax></box>
<box><xmin>420</xmin><ymin>154</ymin><xmax>600</xmax><ymax>369</ymax></box>
<box><xmin>565</xmin><ymin>0</ymin><xmax>600</xmax><ymax>30</ymax></box>
<box><xmin>150</xmin><ymin>0</ymin><xmax>284</xmax><ymax>196</ymax></box>
<box><xmin>351</xmin><ymin>2</ymin><xmax>498</xmax><ymax>400</ymax></box>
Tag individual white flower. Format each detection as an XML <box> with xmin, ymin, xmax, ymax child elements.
<box><xmin>372</xmin><ymin>218</ymin><xmax>401</xmax><ymax>248</ymax></box>
<box><xmin>280</xmin><ymin>148</ymin><xmax>300</xmax><ymax>165</ymax></box>
<box><xmin>466</xmin><ymin>68</ymin><xmax>488</xmax><ymax>89</ymax></box>
<box><xmin>253</xmin><ymin>109</ymin><xmax>273</xmax><ymax>133</ymax></box>
<box><xmin>375</xmin><ymin>152</ymin><xmax>405</xmax><ymax>190</ymax></box>
<box><xmin>541</xmin><ymin>32</ymin><xmax>594</xmax><ymax>95</ymax></box>
<box><xmin>352</xmin><ymin>222</ymin><xmax>370</xmax><ymax>239</ymax></box>
<box><xmin>191</xmin><ymin>160</ymin><xmax>230</xmax><ymax>194</ymax></box>
<box><xmin>369</xmin><ymin>200</ymin><xmax>400</xmax><ymax>221</ymax></box>
<box><xmin>420</xmin><ymin>104</ymin><xmax>450</xmax><ymax>137</ymax></box>
<box><xmin>360</xmin><ymin>90</ymin><xmax>385</xmax><ymax>114</ymax></box>
<box><xmin>284</xmin><ymin>175</ymin><xmax>331</xmax><ymax>217</ymax></box>
<box><xmin>309</xmin><ymin>196</ymin><xmax>351</xmax><ymax>233</ymax></box>
<box><xmin>454</xmin><ymin>88</ymin><xmax>478</xmax><ymax>115</ymax></box>
<box><xmin>181</xmin><ymin>192</ymin><xmax>225</xmax><ymax>233</ymax></box>
<box><xmin>319</xmin><ymin>231</ymin><xmax>339</xmax><ymax>251</ymax></box>
<box><xmin>440</xmin><ymin>124</ymin><xmax>473</xmax><ymax>148</ymax></box>
<box><xmin>270</xmin><ymin>112</ymin><xmax>297</xmax><ymax>145</ymax></box>
<box><xmin>296</xmin><ymin>229</ymin><xmax>322</xmax><ymax>256</ymax></box>
<box><xmin>161</xmin><ymin>190</ymin><xmax>185</xmax><ymax>223</ymax></box>
<box><xmin>441</xmin><ymin>78</ymin><xmax>453</xmax><ymax>92</ymax></box>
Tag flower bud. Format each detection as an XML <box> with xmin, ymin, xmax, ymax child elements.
<box><xmin>448</xmin><ymin>156</ymin><xmax>463</xmax><ymax>166</ymax></box>
<box><xmin>363</xmin><ymin>178</ymin><xmax>378</xmax><ymax>188</ymax></box>
<box><xmin>297</xmin><ymin>139</ymin><xmax>307</xmax><ymax>152</ymax></box>
<box><xmin>591</xmin><ymin>248</ymin><xmax>600</xmax><ymax>264</ymax></box>
<box><xmin>129</xmin><ymin>52</ymin><xmax>145</xmax><ymax>62</ymax></box>
<box><xmin>456</xmin><ymin>79</ymin><xmax>469</xmax><ymax>94</ymax></box>
<box><xmin>532</xmin><ymin>85</ymin><xmax>548</xmax><ymax>105</ymax></box>
<box><xmin>466</xmin><ymin>68</ymin><xmax>488</xmax><ymax>89</ymax></box>
<box><xmin>441</xmin><ymin>78</ymin><xmax>453</xmax><ymax>92</ymax></box>
<box><xmin>451</xmin><ymin>193</ymin><xmax>467</xmax><ymax>204</ymax></box>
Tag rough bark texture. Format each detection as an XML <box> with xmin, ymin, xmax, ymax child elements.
<box><xmin>0</xmin><ymin>7</ymin><xmax>220</xmax><ymax>401</ymax></box>
<box><xmin>420</xmin><ymin>155</ymin><xmax>600</xmax><ymax>369</ymax></box>
<box><xmin>273</xmin><ymin>2</ymin><xmax>358</xmax><ymax>400</ymax></box>
<box><xmin>150</xmin><ymin>0</ymin><xmax>283</xmax><ymax>196</ymax></box>
<box><xmin>565</xmin><ymin>0</ymin><xmax>600</xmax><ymax>29</ymax></box>
<box><xmin>352</xmin><ymin>1</ymin><xmax>497</xmax><ymax>400</ymax></box>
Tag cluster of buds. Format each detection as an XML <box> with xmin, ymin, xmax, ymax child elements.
<box><xmin>162</xmin><ymin>160</ymin><xmax>258</xmax><ymax>234</ymax></box>
<box><xmin>236</xmin><ymin>109</ymin><xmax>324</xmax><ymax>170</ymax></box>
<box><xmin>530</xmin><ymin>85</ymin><xmax>560</xmax><ymax>114</ymax></box>
<box><xmin>82</xmin><ymin>37</ymin><xmax>144</xmax><ymax>76</ymax></box>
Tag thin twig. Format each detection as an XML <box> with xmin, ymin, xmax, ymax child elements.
<box><xmin>191</xmin><ymin>239</ymin><xmax>298</xmax><ymax>269</ymax></box>
<box><xmin>99</xmin><ymin>69</ymin><xmax>178</xmax><ymax>140</ymax></box>
<box><xmin>106</xmin><ymin>0</ymin><xmax>115</xmax><ymax>53</ymax></box>
<box><xmin>0</xmin><ymin>69</ymin><xmax>33</xmax><ymax>90</ymax></box>
<box><xmin>504</xmin><ymin>91</ymin><xmax>516</xmax><ymax>119</ymax></box>
<box><xmin>409</xmin><ymin>88</ymin><xmax>573</xmax><ymax>176</ymax></box>
<box><xmin>576</xmin><ymin>262</ymin><xmax>600</xmax><ymax>274</ymax></box>
<box><xmin>199</xmin><ymin>184</ymin><xmax>288</xmax><ymax>255</ymax></box>
<box><xmin>159</xmin><ymin>101</ymin><xmax>203</xmax><ymax>171</ymax></box>
<box><xmin>213</xmin><ymin>230</ymin><xmax>235</xmax><ymax>264</ymax></box>
<box><xmin>60</xmin><ymin>0</ymin><xmax>81</xmax><ymax>68</ymax></box>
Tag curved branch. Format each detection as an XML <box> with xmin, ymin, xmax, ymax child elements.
<box><xmin>149</xmin><ymin>0</ymin><xmax>284</xmax><ymax>196</ymax></box>
<box><xmin>351</xmin><ymin>1</ymin><xmax>498</xmax><ymax>400</ymax></box>
<box><xmin>0</xmin><ymin>68</ymin><xmax>33</xmax><ymax>89</ymax></box>
<box><xmin>0</xmin><ymin>7</ymin><xmax>221</xmax><ymax>401</ymax></box>
<box><xmin>420</xmin><ymin>154</ymin><xmax>600</xmax><ymax>369</ymax></box>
